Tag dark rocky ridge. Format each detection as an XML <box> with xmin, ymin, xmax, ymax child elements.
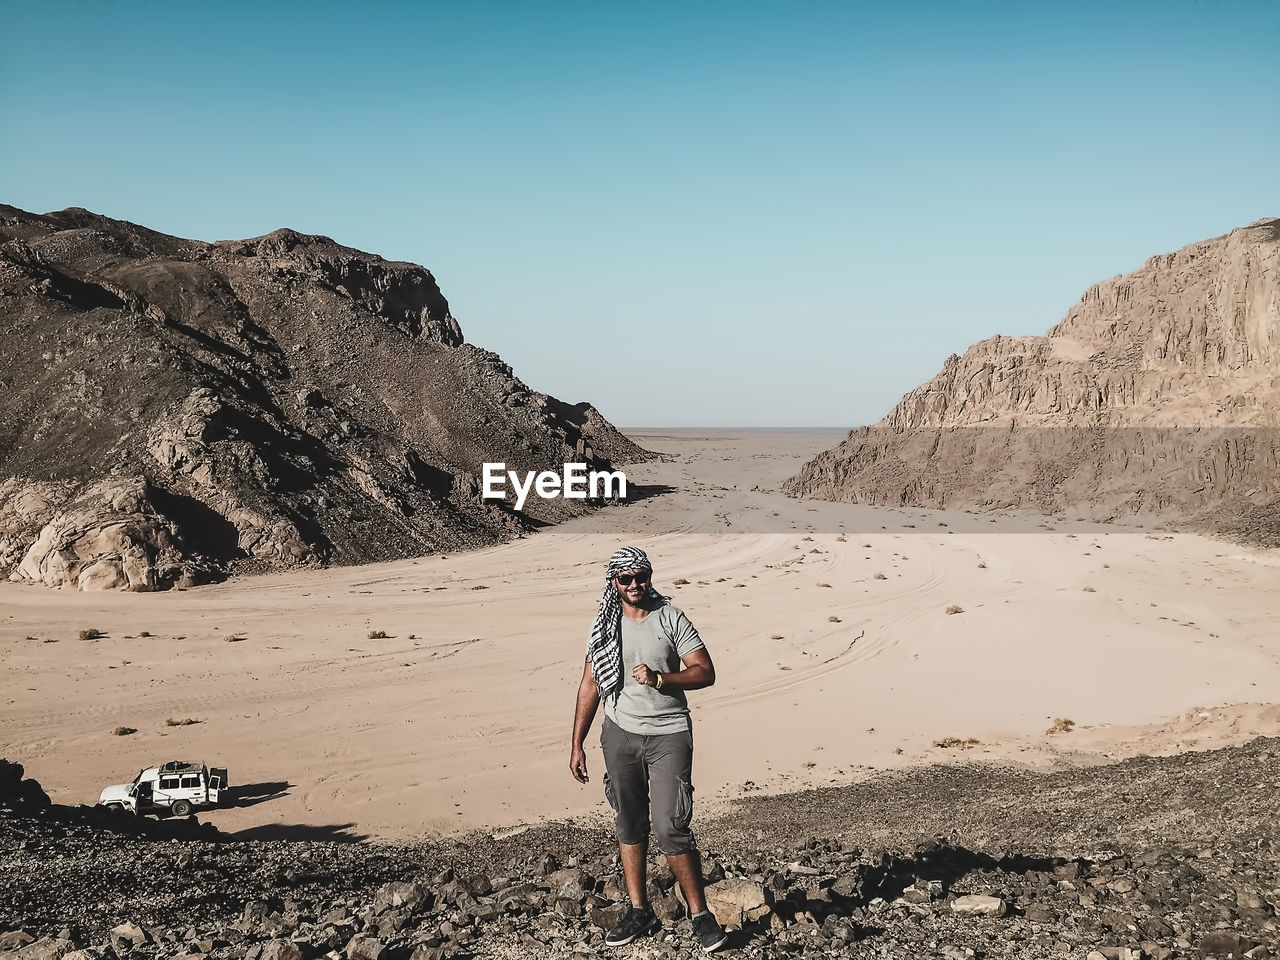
<box><xmin>784</xmin><ymin>219</ymin><xmax>1280</xmax><ymax>545</ymax></box>
<box><xmin>1</xmin><ymin>741</ymin><xmax>1277</xmax><ymax>959</ymax></box>
<box><xmin>0</xmin><ymin>205</ymin><xmax>646</xmax><ymax>590</ymax></box>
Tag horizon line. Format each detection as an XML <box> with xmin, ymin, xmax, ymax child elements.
<box><xmin>619</xmin><ymin>424</ymin><xmax>855</xmax><ymax>432</ymax></box>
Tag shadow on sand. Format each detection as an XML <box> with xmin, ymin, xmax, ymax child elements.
<box><xmin>226</xmin><ymin>781</ymin><xmax>292</xmax><ymax>808</ymax></box>
<box><xmin>620</xmin><ymin>482</ymin><xmax>676</xmax><ymax>504</ymax></box>
<box><xmin>228</xmin><ymin>822</ymin><xmax>369</xmax><ymax>843</ymax></box>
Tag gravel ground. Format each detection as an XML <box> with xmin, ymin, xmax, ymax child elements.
<box><xmin>1</xmin><ymin>739</ymin><xmax>1277</xmax><ymax>959</ymax></box>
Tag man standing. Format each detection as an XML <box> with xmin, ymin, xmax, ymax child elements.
<box><xmin>570</xmin><ymin>546</ymin><xmax>727</xmax><ymax>954</ymax></box>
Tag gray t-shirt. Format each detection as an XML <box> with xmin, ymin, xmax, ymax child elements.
<box><xmin>596</xmin><ymin>602</ymin><xmax>706</xmax><ymax>736</ymax></box>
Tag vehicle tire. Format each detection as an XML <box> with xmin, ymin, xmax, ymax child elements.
<box><xmin>171</xmin><ymin>800</ymin><xmax>193</xmax><ymax>817</ymax></box>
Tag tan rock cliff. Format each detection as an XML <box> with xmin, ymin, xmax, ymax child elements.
<box><xmin>785</xmin><ymin>219</ymin><xmax>1280</xmax><ymax>543</ymax></box>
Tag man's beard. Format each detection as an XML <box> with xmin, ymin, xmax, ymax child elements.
<box><xmin>619</xmin><ymin>587</ymin><xmax>647</xmax><ymax>610</ymax></box>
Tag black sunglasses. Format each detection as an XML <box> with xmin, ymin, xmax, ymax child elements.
<box><xmin>615</xmin><ymin>573</ymin><xmax>651</xmax><ymax>586</ymax></box>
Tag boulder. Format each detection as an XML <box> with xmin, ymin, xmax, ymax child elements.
<box><xmin>0</xmin><ymin>934</ymin><xmax>35</xmax><ymax>954</ymax></box>
<box><xmin>553</xmin><ymin>897</ymin><xmax>583</xmax><ymax>918</ymax></box>
<box><xmin>535</xmin><ymin>854</ymin><xmax>560</xmax><ymax>876</ymax></box>
<box><xmin>241</xmin><ymin>901</ymin><xmax>272</xmax><ymax>926</ymax></box>
<box><xmin>705</xmin><ymin>878</ymin><xmax>770</xmax><ymax>929</ymax></box>
<box><xmin>343</xmin><ymin>935</ymin><xmax>384</xmax><ymax>960</ymax></box>
<box><xmin>1024</xmin><ymin>902</ymin><xmax>1055</xmax><ymax>923</ymax></box>
<box><xmin>652</xmin><ymin>893</ymin><xmax>684</xmax><ymax>922</ymax></box>
<box><xmin>108</xmin><ymin>923</ymin><xmax>149</xmax><ymax>954</ymax></box>
<box><xmin>14</xmin><ymin>938</ymin><xmax>75</xmax><ymax>960</ymax></box>
<box><xmin>1200</xmin><ymin>932</ymin><xmax>1257</xmax><ymax>958</ymax></box>
<box><xmin>12</xmin><ymin>479</ymin><xmax>181</xmax><ymax>591</ymax></box>
<box><xmin>257</xmin><ymin>942</ymin><xmax>302</xmax><ymax>960</ymax></box>
<box><xmin>373</xmin><ymin>881</ymin><xmax>432</xmax><ymax>914</ymax></box>
<box><xmin>950</xmin><ymin>895</ymin><xmax>1007</xmax><ymax>917</ymax></box>
<box><xmin>541</xmin><ymin>867</ymin><xmax>590</xmax><ymax>902</ymax></box>
<box><xmin>588</xmin><ymin>903</ymin><xmax>628</xmax><ymax>932</ymax></box>
<box><xmin>830</xmin><ymin>871</ymin><xmax>863</xmax><ymax>899</ymax></box>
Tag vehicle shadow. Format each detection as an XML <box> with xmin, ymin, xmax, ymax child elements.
<box><xmin>228</xmin><ymin>822</ymin><xmax>369</xmax><ymax>843</ymax></box>
<box><xmin>225</xmin><ymin>781</ymin><xmax>291</xmax><ymax>808</ymax></box>
<box><xmin>620</xmin><ymin>482</ymin><xmax>676</xmax><ymax>504</ymax></box>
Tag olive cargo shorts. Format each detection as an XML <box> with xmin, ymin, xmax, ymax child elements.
<box><xmin>601</xmin><ymin>715</ymin><xmax>696</xmax><ymax>854</ymax></box>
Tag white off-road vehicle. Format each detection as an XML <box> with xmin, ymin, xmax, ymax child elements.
<box><xmin>98</xmin><ymin>761</ymin><xmax>228</xmax><ymax>817</ymax></box>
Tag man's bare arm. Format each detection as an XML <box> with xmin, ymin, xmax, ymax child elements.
<box><xmin>631</xmin><ymin>646</ymin><xmax>716</xmax><ymax>691</ymax></box>
<box><xmin>570</xmin><ymin>657</ymin><xmax>600</xmax><ymax>783</ymax></box>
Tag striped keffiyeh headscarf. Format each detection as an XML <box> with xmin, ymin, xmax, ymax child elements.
<box><xmin>588</xmin><ymin>546</ymin><xmax>665</xmax><ymax>703</ymax></box>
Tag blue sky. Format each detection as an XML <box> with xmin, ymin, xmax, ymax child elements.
<box><xmin>2</xmin><ymin>1</ymin><xmax>1277</xmax><ymax>427</ymax></box>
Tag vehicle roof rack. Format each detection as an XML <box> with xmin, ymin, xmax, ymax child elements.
<box><xmin>159</xmin><ymin>761</ymin><xmax>203</xmax><ymax>774</ymax></box>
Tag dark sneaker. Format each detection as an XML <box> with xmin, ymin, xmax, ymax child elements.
<box><xmin>691</xmin><ymin>911</ymin><xmax>727</xmax><ymax>953</ymax></box>
<box><xmin>605</xmin><ymin>904</ymin><xmax>659</xmax><ymax>947</ymax></box>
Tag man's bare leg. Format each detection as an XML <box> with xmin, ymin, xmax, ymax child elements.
<box><xmin>666</xmin><ymin>850</ymin><xmax>708</xmax><ymax>914</ymax></box>
<box><xmin>620</xmin><ymin>841</ymin><xmax>649</xmax><ymax>906</ymax></box>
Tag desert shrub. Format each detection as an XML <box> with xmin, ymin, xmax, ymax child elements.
<box><xmin>165</xmin><ymin>718</ymin><xmax>201</xmax><ymax>727</ymax></box>
<box><xmin>79</xmin><ymin>628</ymin><xmax>103</xmax><ymax>641</ymax></box>
<box><xmin>932</xmin><ymin>737</ymin><xmax>979</xmax><ymax>749</ymax></box>
<box><xmin>945</xmin><ymin>605</ymin><xmax>964</xmax><ymax>615</ymax></box>
<box><xmin>368</xmin><ymin>630</ymin><xmax>389</xmax><ymax>639</ymax></box>
<box><xmin>1046</xmin><ymin>718</ymin><xmax>1075</xmax><ymax>735</ymax></box>
<box><xmin>112</xmin><ymin>727</ymin><xmax>136</xmax><ymax>736</ymax></box>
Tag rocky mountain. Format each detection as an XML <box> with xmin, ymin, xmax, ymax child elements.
<box><xmin>0</xmin><ymin>205</ymin><xmax>646</xmax><ymax>590</ymax></box>
<box><xmin>785</xmin><ymin>218</ymin><xmax>1280</xmax><ymax>541</ymax></box>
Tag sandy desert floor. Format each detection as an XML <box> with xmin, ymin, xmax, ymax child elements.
<box><xmin>2</xmin><ymin>428</ymin><xmax>1278</xmax><ymax>841</ymax></box>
